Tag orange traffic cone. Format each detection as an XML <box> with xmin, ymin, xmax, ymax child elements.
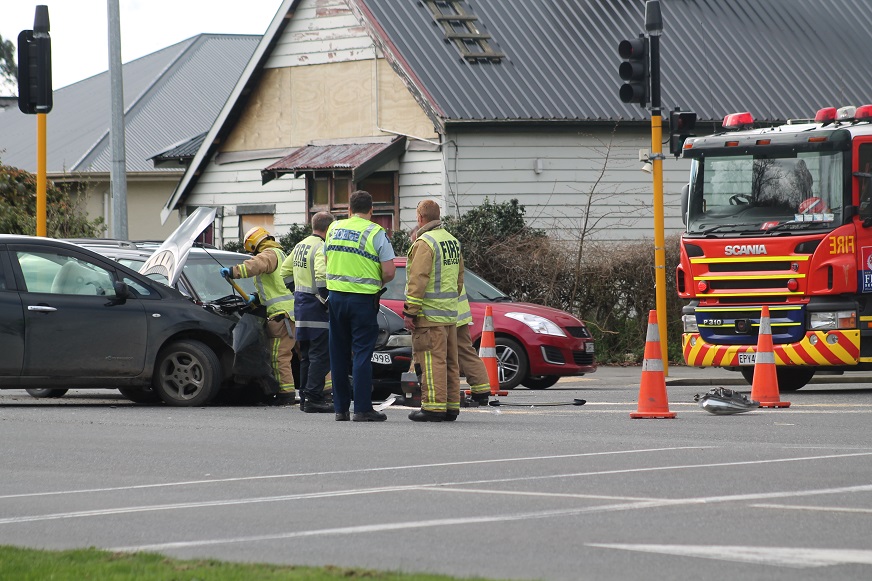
<box><xmin>479</xmin><ymin>305</ymin><xmax>508</xmax><ymax>396</ymax></box>
<box><xmin>750</xmin><ymin>305</ymin><xmax>790</xmax><ymax>408</ymax></box>
<box><xmin>631</xmin><ymin>310</ymin><xmax>676</xmax><ymax>419</ymax></box>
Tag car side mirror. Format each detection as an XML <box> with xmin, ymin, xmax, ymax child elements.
<box><xmin>111</xmin><ymin>280</ymin><xmax>131</xmax><ymax>304</ymax></box>
<box><xmin>680</xmin><ymin>183</ymin><xmax>689</xmax><ymax>225</ymax></box>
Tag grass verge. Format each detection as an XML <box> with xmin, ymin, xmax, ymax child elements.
<box><xmin>0</xmin><ymin>545</ymin><xmax>499</xmax><ymax>580</ymax></box>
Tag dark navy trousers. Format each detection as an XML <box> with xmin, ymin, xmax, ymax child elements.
<box><xmin>328</xmin><ymin>291</ymin><xmax>379</xmax><ymax>414</ymax></box>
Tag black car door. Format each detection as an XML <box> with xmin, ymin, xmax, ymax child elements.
<box><xmin>11</xmin><ymin>245</ymin><xmax>149</xmax><ymax>378</ymax></box>
<box><xmin>0</xmin><ymin>246</ymin><xmax>25</xmax><ymax>376</ymax></box>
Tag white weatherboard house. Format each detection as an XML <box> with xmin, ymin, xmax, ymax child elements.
<box><xmin>163</xmin><ymin>0</ymin><xmax>872</xmax><ymax>246</ymax></box>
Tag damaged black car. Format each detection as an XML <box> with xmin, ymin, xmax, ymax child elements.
<box><xmin>0</xmin><ymin>208</ymin><xmax>277</xmax><ymax>406</ymax></box>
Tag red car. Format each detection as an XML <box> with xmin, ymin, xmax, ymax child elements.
<box><xmin>381</xmin><ymin>257</ymin><xmax>596</xmax><ymax>389</ymax></box>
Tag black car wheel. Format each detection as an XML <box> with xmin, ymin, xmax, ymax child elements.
<box><xmin>521</xmin><ymin>375</ymin><xmax>560</xmax><ymax>390</ymax></box>
<box><xmin>153</xmin><ymin>340</ymin><xmax>221</xmax><ymax>406</ymax></box>
<box><xmin>118</xmin><ymin>387</ymin><xmax>163</xmax><ymax>404</ymax></box>
<box><xmin>25</xmin><ymin>388</ymin><xmax>69</xmax><ymax>398</ymax></box>
<box><xmin>739</xmin><ymin>366</ymin><xmax>815</xmax><ymax>392</ymax></box>
<box><xmin>496</xmin><ymin>337</ymin><xmax>528</xmax><ymax>390</ymax></box>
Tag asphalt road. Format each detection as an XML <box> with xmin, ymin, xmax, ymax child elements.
<box><xmin>2</xmin><ymin>366</ymin><xmax>872</xmax><ymax>581</ymax></box>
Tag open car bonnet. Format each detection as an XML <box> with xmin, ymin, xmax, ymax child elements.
<box><xmin>139</xmin><ymin>207</ymin><xmax>217</xmax><ymax>287</ymax></box>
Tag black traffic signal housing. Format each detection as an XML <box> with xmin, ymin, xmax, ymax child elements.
<box><xmin>17</xmin><ymin>6</ymin><xmax>52</xmax><ymax>115</ymax></box>
<box><xmin>618</xmin><ymin>36</ymin><xmax>648</xmax><ymax>106</ymax></box>
<box><xmin>669</xmin><ymin>109</ymin><xmax>697</xmax><ymax>157</ymax></box>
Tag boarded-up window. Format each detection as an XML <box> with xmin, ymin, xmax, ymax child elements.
<box><xmin>239</xmin><ymin>213</ymin><xmax>275</xmax><ymax>240</ymax></box>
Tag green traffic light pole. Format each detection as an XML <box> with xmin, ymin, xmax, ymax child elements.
<box><xmin>645</xmin><ymin>1</ymin><xmax>669</xmax><ymax>373</ymax></box>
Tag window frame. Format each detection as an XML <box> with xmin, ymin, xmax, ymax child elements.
<box><xmin>306</xmin><ymin>171</ymin><xmax>399</xmax><ymax>232</ymax></box>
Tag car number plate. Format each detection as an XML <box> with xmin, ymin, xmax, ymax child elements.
<box><xmin>371</xmin><ymin>352</ymin><xmax>392</xmax><ymax>365</ymax></box>
<box><xmin>738</xmin><ymin>352</ymin><xmax>756</xmax><ymax>366</ymax></box>
<box><xmin>585</xmin><ymin>343</ymin><xmax>595</xmax><ymax>354</ymax></box>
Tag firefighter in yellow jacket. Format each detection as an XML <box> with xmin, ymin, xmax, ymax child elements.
<box><xmin>455</xmin><ymin>285</ymin><xmax>492</xmax><ymax>405</ymax></box>
<box><xmin>409</xmin><ymin>226</ymin><xmax>489</xmax><ymax>406</ymax></box>
<box><xmin>403</xmin><ymin>199</ymin><xmax>463</xmax><ymax>422</ymax></box>
<box><xmin>221</xmin><ymin>227</ymin><xmax>296</xmax><ymax>405</ymax></box>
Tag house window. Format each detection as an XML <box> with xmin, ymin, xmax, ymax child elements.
<box><xmin>239</xmin><ymin>213</ymin><xmax>275</xmax><ymax>241</ymax></box>
<box><xmin>196</xmin><ymin>226</ymin><xmax>214</xmax><ymax>246</ymax></box>
<box><xmin>307</xmin><ymin>172</ymin><xmax>398</xmax><ymax>232</ymax></box>
<box><xmin>185</xmin><ymin>206</ymin><xmax>216</xmax><ymax>246</ymax></box>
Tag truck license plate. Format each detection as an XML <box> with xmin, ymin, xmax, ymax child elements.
<box><xmin>371</xmin><ymin>352</ymin><xmax>392</xmax><ymax>365</ymax></box>
<box><xmin>738</xmin><ymin>352</ymin><xmax>756</xmax><ymax>366</ymax></box>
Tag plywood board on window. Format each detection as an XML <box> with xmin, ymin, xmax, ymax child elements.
<box><xmin>224</xmin><ymin>68</ymin><xmax>293</xmax><ymax>152</ymax></box>
<box><xmin>223</xmin><ymin>60</ymin><xmax>436</xmax><ymax>153</ymax></box>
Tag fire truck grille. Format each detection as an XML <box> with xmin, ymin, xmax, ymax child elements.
<box><xmin>695</xmin><ymin>305</ymin><xmax>805</xmax><ymax>345</ymax></box>
<box><xmin>708</xmin><ymin>261</ymin><xmax>792</xmax><ymax>272</ymax></box>
<box><xmin>709</xmin><ymin>279</ymin><xmax>790</xmax><ymax>290</ymax></box>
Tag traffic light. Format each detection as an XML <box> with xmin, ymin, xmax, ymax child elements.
<box><xmin>668</xmin><ymin>109</ymin><xmax>697</xmax><ymax>156</ymax></box>
<box><xmin>618</xmin><ymin>36</ymin><xmax>648</xmax><ymax>106</ymax></box>
<box><xmin>17</xmin><ymin>6</ymin><xmax>52</xmax><ymax>115</ymax></box>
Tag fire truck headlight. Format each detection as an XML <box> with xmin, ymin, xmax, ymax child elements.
<box><xmin>682</xmin><ymin>314</ymin><xmax>699</xmax><ymax>332</ymax></box>
<box><xmin>809</xmin><ymin>311</ymin><xmax>856</xmax><ymax>330</ymax></box>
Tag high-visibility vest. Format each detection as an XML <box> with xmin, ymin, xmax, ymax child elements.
<box><xmin>290</xmin><ymin>234</ymin><xmax>326</xmax><ymax>295</ymax></box>
<box><xmin>325</xmin><ymin>216</ymin><xmax>384</xmax><ymax>294</ymax></box>
<box><xmin>412</xmin><ymin>227</ymin><xmax>461</xmax><ymax>323</ymax></box>
<box><xmin>456</xmin><ymin>285</ymin><xmax>472</xmax><ymax>327</ymax></box>
<box><xmin>288</xmin><ymin>235</ymin><xmax>329</xmax><ymax>332</ymax></box>
<box><xmin>253</xmin><ymin>247</ymin><xmax>294</xmax><ymax>319</ymax></box>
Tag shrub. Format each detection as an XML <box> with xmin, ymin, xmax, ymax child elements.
<box><xmin>277</xmin><ymin>223</ymin><xmax>311</xmax><ymax>253</ymax></box>
<box><xmin>0</xmin><ymin>162</ymin><xmax>105</xmax><ymax>237</ymax></box>
<box><xmin>443</xmin><ymin>198</ymin><xmax>544</xmax><ymax>267</ymax></box>
<box><xmin>389</xmin><ymin>228</ymin><xmax>412</xmax><ymax>256</ymax></box>
<box><xmin>440</xmin><ymin>197</ymin><xmax>684</xmax><ymax>364</ymax></box>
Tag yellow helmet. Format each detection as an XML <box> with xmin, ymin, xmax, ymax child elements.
<box><xmin>243</xmin><ymin>226</ymin><xmax>272</xmax><ymax>253</ymax></box>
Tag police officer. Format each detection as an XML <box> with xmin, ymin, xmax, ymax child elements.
<box><xmin>221</xmin><ymin>226</ymin><xmax>296</xmax><ymax>405</ymax></box>
<box><xmin>325</xmin><ymin>190</ymin><xmax>396</xmax><ymax>422</ymax></box>
<box><xmin>403</xmin><ymin>199</ymin><xmax>463</xmax><ymax>422</ymax></box>
<box><xmin>281</xmin><ymin>212</ymin><xmax>334</xmax><ymax>413</ymax></box>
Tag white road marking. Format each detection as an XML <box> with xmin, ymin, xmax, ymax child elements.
<box><xmin>110</xmin><ymin>508</ymin><xmax>631</xmax><ymax>553</ymax></box>
<box><xmin>587</xmin><ymin>544</ymin><xmax>872</xmax><ymax>568</ymax></box>
<box><xmin>0</xmin><ymin>446</ymin><xmax>710</xmax><ymax>501</ymax></box>
<box><xmin>448</xmin><ymin>451</ymin><xmax>872</xmax><ymax>488</ymax></box>
<box><xmin>4</xmin><ymin>452</ymin><xmax>872</xmax><ymax>531</ymax></box>
<box><xmin>752</xmin><ymin>503</ymin><xmax>872</xmax><ymax>515</ymax></box>
<box><xmin>110</xmin><ymin>482</ymin><xmax>872</xmax><ymax>553</ymax></box>
<box><xmin>419</xmin><ymin>487</ymin><xmax>660</xmax><ymax>502</ymax></box>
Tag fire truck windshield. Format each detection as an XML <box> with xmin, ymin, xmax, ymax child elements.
<box><xmin>686</xmin><ymin>151</ymin><xmax>844</xmax><ymax>234</ymax></box>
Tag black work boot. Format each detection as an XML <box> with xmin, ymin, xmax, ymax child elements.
<box><xmin>444</xmin><ymin>410</ymin><xmax>459</xmax><ymax>422</ymax></box>
<box><xmin>303</xmin><ymin>399</ymin><xmax>334</xmax><ymax>413</ymax></box>
<box><xmin>471</xmin><ymin>392</ymin><xmax>490</xmax><ymax>406</ymax></box>
<box><xmin>408</xmin><ymin>409</ymin><xmax>446</xmax><ymax>422</ymax></box>
<box><xmin>273</xmin><ymin>391</ymin><xmax>297</xmax><ymax>406</ymax></box>
<box><xmin>352</xmin><ymin>410</ymin><xmax>387</xmax><ymax>422</ymax></box>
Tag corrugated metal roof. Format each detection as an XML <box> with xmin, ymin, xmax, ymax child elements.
<box><xmin>0</xmin><ymin>34</ymin><xmax>259</xmax><ymax>174</ymax></box>
<box><xmin>149</xmin><ymin>132</ymin><xmax>207</xmax><ymax>168</ymax></box>
<box><xmin>261</xmin><ymin>136</ymin><xmax>406</xmax><ymax>184</ymax></box>
<box><xmin>355</xmin><ymin>0</ymin><xmax>872</xmax><ymax>124</ymax></box>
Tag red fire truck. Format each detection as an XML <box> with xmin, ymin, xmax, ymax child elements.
<box><xmin>676</xmin><ymin>105</ymin><xmax>872</xmax><ymax>391</ymax></box>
